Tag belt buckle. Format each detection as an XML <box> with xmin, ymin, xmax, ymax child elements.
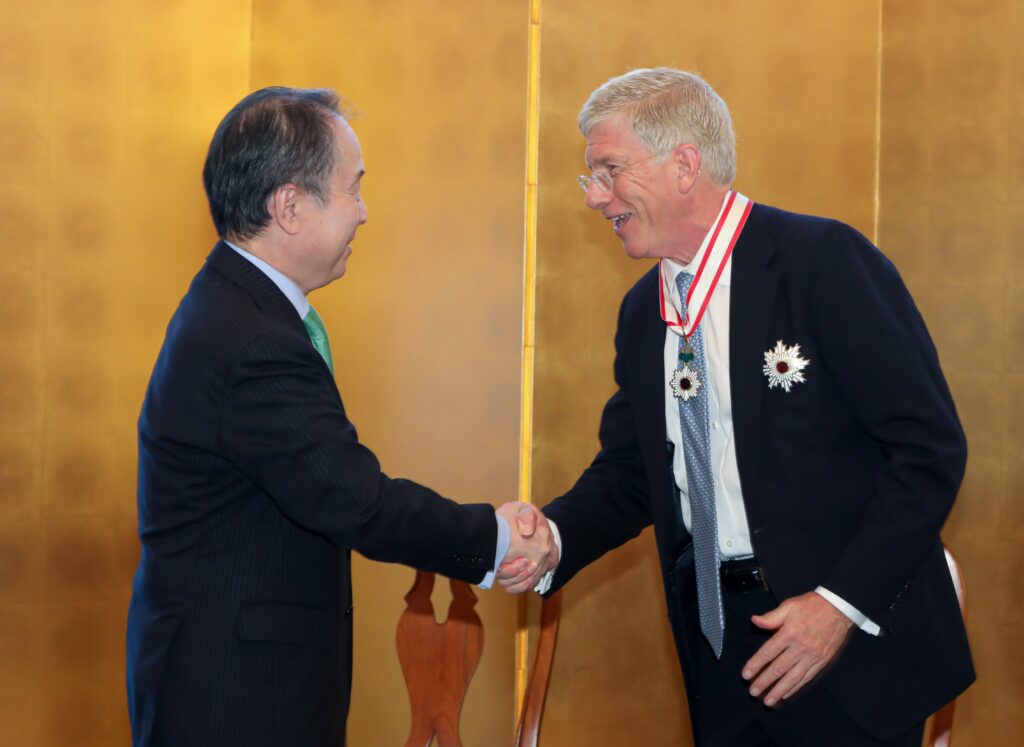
<box><xmin>721</xmin><ymin>564</ymin><xmax>769</xmax><ymax>593</ymax></box>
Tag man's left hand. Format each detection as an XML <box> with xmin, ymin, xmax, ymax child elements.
<box><xmin>742</xmin><ymin>591</ymin><xmax>854</xmax><ymax>707</ymax></box>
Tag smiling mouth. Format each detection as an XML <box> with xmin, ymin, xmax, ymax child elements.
<box><xmin>610</xmin><ymin>212</ymin><xmax>632</xmax><ymax>231</ymax></box>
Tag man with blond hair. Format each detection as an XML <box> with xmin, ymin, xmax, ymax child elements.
<box><xmin>506</xmin><ymin>68</ymin><xmax>973</xmax><ymax>745</ymax></box>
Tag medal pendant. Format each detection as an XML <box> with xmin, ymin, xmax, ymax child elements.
<box><xmin>678</xmin><ymin>337</ymin><xmax>696</xmax><ymax>364</ymax></box>
<box><xmin>670</xmin><ymin>363</ymin><xmax>702</xmax><ymax>402</ymax></box>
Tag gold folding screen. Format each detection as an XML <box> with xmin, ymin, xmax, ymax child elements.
<box><xmin>878</xmin><ymin>1</ymin><xmax>1024</xmax><ymax>742</ymax></box>
<box><xmin>0</xmin><ymin>1</ymin><xmax>526</xmax><ymax>743</ymax></box>
<box><xmin>0</xmin><ymin>1</ymin><xmax>1021</xmax><ymax>745</ymax></box>
<box><xmin>0</xmin><ymin>2</ymin><xmax>253</xmax><ymax>743</ymax></box>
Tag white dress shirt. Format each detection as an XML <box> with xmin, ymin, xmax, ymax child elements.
<box><xmin>662</xmin><ymin>253</ymin><xmax>751</xmax><ymax>558</ymax></box>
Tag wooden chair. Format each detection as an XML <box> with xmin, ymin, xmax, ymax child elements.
<box><xmin>515</xmin><ymin>589</ymin><xmax>562</xmax><ymax>747</ymax></box>
<box><xmin>395</xmin><ymin>570</ymin><xmax>562</xmax><ymax>747</ymax></box>
<box><xmin>396</xmin><ymin>571</ymin><xmax>484</xmax><ymax>747</ymax></box>
<box><xmin>922</xmin><ymin>547</ymin><xmax>967</xmax><ymax>747</ymax></box>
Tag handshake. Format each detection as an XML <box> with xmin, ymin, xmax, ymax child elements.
<box><xmin>494</xmin><ymin>502</ymin><xmax>560</xmax><ymax>595</ymax></box>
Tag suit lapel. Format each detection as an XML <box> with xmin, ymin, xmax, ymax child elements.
<box><xmin>729</xmin><ymin>206</ymin><xmax>778</xmax><ymax>527</ymax></box>
<box><xmin>633</xmin><ymin>272</ymin><xmax>669</xmax><ymax>453</ymax></box>
<box><xmin>205</xmin><ymin>242</ymin><xmax>340</xmax><ymax>391</ymax></box>
<box><xmin>629</xmin><ymin>271</ymin><xmax>682</xmax><ymax>546</ymax></box>
<box><xmin>205</xmin><ymin>241</ymin><xmax>308</xmax><ymax>336</ymax></box>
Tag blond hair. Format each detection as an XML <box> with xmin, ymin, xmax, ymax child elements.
<box><xmin>579</xmin><ymin>68</ymin><xmax>736</xmax><ymax>185</ymax></box>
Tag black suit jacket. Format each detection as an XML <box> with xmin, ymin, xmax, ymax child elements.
<box><xmin>126</xmin><ymin>242</ymin><xmax>497</xmax><ymax>746</ymax></box>
<box><xmin>542</xmin><ymin>203</ymin><xmax>974</xmax><ymax>739</ymax></box>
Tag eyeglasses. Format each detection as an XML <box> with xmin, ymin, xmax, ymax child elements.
<box><xmin>576</xmin><ymin>152</ymin><xmax>660</xmax><ymax>194</ymax></box>
<box><xmin>577</xmin><ymin>172</ymin><xmax>614</xmax><ymax>193</ymax></box>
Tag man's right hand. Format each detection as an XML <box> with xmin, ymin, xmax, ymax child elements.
<box><xmin>495</xmin><ymin>502</ymin><xmax>558</xmax><ymax>594</ymax></box>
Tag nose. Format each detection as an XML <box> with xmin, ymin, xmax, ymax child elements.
<box><xmin>358</xmin><ymin>201</ymin><xmax>368</xmax><ymax>225</ymax></box>
<box><xmin>584</xmin><ymin>183</ymin><xmax>611</xmax><ymax>210</ymax></box>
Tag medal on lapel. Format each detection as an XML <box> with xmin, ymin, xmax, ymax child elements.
<box><xmin>762</xmin><ymin>340</ymin><xmax>810</xmax><ymax>392</ymax></box>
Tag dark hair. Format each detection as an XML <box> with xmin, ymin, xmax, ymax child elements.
<box><xmin>202</xmin><ymin>87</ymin><xmax>344</xmax><ymax>240</ymax></box>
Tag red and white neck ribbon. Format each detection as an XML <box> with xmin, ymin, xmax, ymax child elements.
<box><xmin>659</xmin><ymin>190</ymin><xmax>753</xmax><ymax>337</ymax></box>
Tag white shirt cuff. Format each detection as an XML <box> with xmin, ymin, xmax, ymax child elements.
<box><xmin>480</xmin><ymin>512</ymin><xmax>513</xmax><ymax>590</ymax></box>
<box><xmin>815</xmin><ymin>586</ymin><xmax>881</xmax><ymax>636</ymax></box>
<box><xmin>533</xmin><ymin>519</ymin><xmax>562</xmax><ymax>594</ymax></box>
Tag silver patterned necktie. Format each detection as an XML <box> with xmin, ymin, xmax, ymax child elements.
<box><xmin>302</xmin><ymin>305</ymin><xmax>334</xmax><ymax>375</ymax></box>
<box><xmin>674</xmin><ymin>271</ymin><xmax>725</xmax><ymax>658</ymax></box>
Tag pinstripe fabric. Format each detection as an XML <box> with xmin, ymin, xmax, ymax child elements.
<box><xmin>127</xmin><ymin>242</ymin><xmax>497</xmax><ymax>747</ymax></box>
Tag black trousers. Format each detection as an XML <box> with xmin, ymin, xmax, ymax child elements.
<box><xmin>690</xmin><ymin>585</ymin><xmax>924</xmax><ymax>747</ymax></box>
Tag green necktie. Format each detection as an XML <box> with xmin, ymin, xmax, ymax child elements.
<box><xmin>302</xmin><ymin>305</ymin><xmax>334</xmax><ymax>374</ymax></box>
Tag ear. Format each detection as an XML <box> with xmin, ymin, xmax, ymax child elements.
<box><xmin>672</xmin><ymin>144</ymin><xmax>702</xmax><ymax>194</ymax></box>
<box><xmin>268</xmin><ymin>184</ymin><xmax>302</xmax><ymax>236</ymax></box>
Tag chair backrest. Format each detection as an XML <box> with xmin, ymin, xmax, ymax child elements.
<box><xmin>923</xmin><ymin>546</ymin><xmax>967</xmax><ymax>747</ymax></box>
<box><xmin>516</xmin><ymin>590</ymin><xmax>562</xmax><ymax>747</ymax></box>
<box><xmin>396</xmin><ymin>571</ymin><xmax>484</xmax><ymax>747</ymax></box>
<box><xmin>395</xmin><ymin>571</ymin><xmax>564</xmax><ymax>747</ymax></box>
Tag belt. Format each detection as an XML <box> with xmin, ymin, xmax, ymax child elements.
<box><xmin>719</xmin><ymin>557</ymin><xmax>770</xmax><ymax>593</ymax></box>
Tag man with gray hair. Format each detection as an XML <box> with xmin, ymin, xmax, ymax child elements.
<box><xmin>504</xmin><ymin>68</ymin><xmax>973</xmax><ymax>745</ymax></box>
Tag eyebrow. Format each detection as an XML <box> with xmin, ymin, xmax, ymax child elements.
<box><xmin>586</xmin><ymin>154</ymin><xmax>621</xmax><ymax>170</ymax></box>
<box><xmin>349</xmin><ymin>169</ymin><xmax>365</xmax><ymax>189</ymax></box>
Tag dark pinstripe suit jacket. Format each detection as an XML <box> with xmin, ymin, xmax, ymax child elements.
<box><xmin>542</xmin><ymin>203</ymin><xmax>974</xmax><ymax>740</ymax></box>
<box><xmin>126</xmin><ymin>242</ymin><xmax>497</xmax><ymax>746</ymax></box>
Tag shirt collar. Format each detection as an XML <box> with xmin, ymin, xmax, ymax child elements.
<box><xmin>224</xmin><ymin>241</ymin><xmax>310</xmax><ymax>319</ymax></box>
<box><xmin>662</xmin><ymin>195</ymin><xmax>734</xmax><ymax>315</ymax></box>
